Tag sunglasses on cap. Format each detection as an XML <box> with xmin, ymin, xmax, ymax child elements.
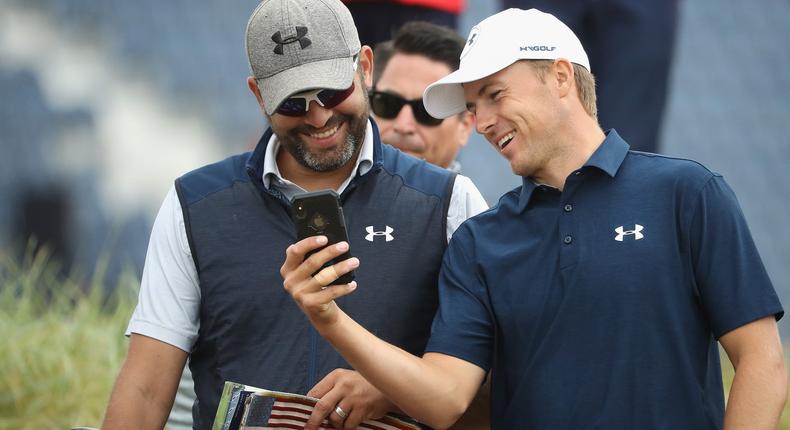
<box><xmin>275</xmin><ymin>83</ymin><xmax>356</xmax><ymax>117</ymax></box>
<box><xmin>368</xmin><ymin>90</ymin><xmax>444</xmax><ymax>127</ymax></box>
<box><xmin>275</xmin><ymin>54</ymin><xmax>360</xmax><ymax>117</ymax></box>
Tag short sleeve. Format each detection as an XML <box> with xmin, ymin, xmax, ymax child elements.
<box><xmin>425</xmin><ymin>224</ymin><xmax>493</xmax><ymax>371</ymax></box>
<box><xmin>690</xmin><ymin>175</ymin><xmax>783</xmax><ymax>338</ymax></box>
<box><xmin>126</xmin><ymin>186</ymin><xmax>201</xmax><ymax>352</ymax></box>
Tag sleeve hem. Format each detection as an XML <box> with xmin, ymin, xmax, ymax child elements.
<box><xmin>424</xmin><ymin>343</ymin><xmax>490</xmax><ymax>372</ymax></box>
<box><xmin>125</xmin><ymin>319</ymin><xmax>195</xmax><ymax>353</ymax></box>
<box><xmin>714</xmin><ymin>306</ymin><xmax>785</xmax><ymax>340</ymax></box>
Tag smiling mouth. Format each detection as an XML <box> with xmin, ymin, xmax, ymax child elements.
<box><xmin>305</xmin><ymin>123</ymin><xmax>342</xmax><ymax>140</ymax></box>
<box><xmin>497</xmin><ymin>131</ymin><xmax>515</xmax><ymax>150</ymax></box>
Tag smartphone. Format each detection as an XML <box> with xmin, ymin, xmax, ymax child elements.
<box><xmin>290</xmin><ymin>189</ymin><xmax>355</xmax><ymax>285</ymax></box>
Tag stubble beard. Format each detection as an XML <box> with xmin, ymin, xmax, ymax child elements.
<box><xmin>279</xmin><ymin>98</ymin><xmax>369</xmax><ymax>172</ymax></box>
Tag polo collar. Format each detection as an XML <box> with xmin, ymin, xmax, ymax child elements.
<box><xmin>517</xmin><ymin>129</ymin><xmax>630</xmax><ymax>211</ymax></box>
<box><xmin>583</xmin><ymin>129</ymin><xmax>629</xmax><ymax>178</ymax></box>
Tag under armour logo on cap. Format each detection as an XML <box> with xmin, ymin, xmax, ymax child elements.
<box><xmin>365</xmin><ymin>226</ymin><xmax>394</xmax><ymax>242</ymax></box>
<box><xmin>271</xmin><ymin>26</ymin><xmax>311</xmax><ymax>55</ymax></box>
<box><xmin>460</xmin><ymin>26</ymin><xmax>480</xmax><ymax>59</ymax></box>
<box><xmin>614</xmin><ymin>224</ymin><xmax>644</xmax><ymax>241</ymax></box>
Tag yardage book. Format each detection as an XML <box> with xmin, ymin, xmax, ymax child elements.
<box><xmin>212</xmin><ymin>381</ymin><xmax>422</xmax><ymax>430</ymax></box>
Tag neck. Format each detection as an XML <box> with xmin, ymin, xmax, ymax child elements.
<box><xmin>277</xmin><ymin>147</ymin><xmax>360</xmax><ymax>192</ymax></box>
<box><xmin>533</xmin><ymin>113</ymin><xmax>606</xmax><ymax>191</ymax></box>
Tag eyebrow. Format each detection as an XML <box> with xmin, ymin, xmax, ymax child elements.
<box><xmin>477</xmin><ymin>82</ymin><xmax>496</xmax><ymax>97</ymax></box>
<box><xmin>465</xmin><ymin>82</ymin><xmax>498</xmax><ymax>111</ymax></box>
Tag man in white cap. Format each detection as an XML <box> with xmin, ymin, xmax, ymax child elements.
<box><xmin>101</xmin><ymin>0</ymin><xmax>486</xmax><ymax>429</ymax></box>
<box><xmin>282</xmin><ymin>8</ymin><xmax>787</xmax><ymax>429</ymax></box>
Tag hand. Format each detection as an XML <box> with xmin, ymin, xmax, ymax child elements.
<box><xmin>281</xmin><ymin>236</ymin><xmax>360</xmax><ymax>327</ymax></box>
<box><xmin>305</xmin><ymin>369</ymin><xmax>397</xmax><ymax>430</ymax></box>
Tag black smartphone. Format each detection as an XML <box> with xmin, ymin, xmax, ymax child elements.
<box><xmin>290</xmin><ymin>189</ymin><xmax>355</xmax><ymax>285</ymax></box>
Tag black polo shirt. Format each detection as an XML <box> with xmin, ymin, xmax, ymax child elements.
<box><xmin>426</xmin><ymin>130</ymin><xmax>783</xmax><ymax>429</ymax></box>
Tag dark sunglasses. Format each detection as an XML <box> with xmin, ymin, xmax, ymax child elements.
<box><xmin>276</xmin><ymin>82</ymin><xmax>356</xmax><ymax>117</ymax></box>
<box><xmin>368</xmin><ymin>90</ymin><xmax>444</xmax><ymax>127</ymax></box>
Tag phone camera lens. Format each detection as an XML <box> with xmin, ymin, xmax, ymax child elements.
<box><xmin>294</xmin><ymin>204</ymin><xmax>307</xmax><ymax>220</ymax></box>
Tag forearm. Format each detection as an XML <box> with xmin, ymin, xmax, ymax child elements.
<box><xmin>102</xmin><ymin>372</ymin><xmax>173</xmax><ymax>430</ymax></box>
<box><xmin>102</xmin><ymin>334</ymin><xmax>186</xmax><ymax>430</ymax></box>
<box><xmin>318</xmin><ymin>310</ymin><xmax>477</xmax><ymax>429</ymax></box>
<box><xmin>723</xmin><ymin>354</ymin><xmax>788</xmax><ymax>429</ymax></box>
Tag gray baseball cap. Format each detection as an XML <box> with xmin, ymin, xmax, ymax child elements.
<box><xmin>246</xmin><ymin>0</ymin><xmax>361</xmax><ymax>115</ymax></box>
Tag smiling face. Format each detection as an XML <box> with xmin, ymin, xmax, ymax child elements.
<box><xmin>463</xmin><ymin>60</ymin><xmax>568</xmax><ymax>179</ymax></box>
<box><xmin>269</xmin><ymin>78</ymin><xmax>370</xmax><ymax>172</ymax></box>
<box><xmin>248</xmin><ymin>46</ymin><xmax>374</xmax><ymax>174</ymax></box>
<box><xmin>374</xmin><ymin>53</ymin><xmax>472</xmax><ymax>169</ymax></box>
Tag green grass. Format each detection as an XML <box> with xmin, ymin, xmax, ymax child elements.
<box><xmin>0</xmin><ymin>248</ymin><xmax>788</xmax><ymax>429</ymax></box>
<box><xmin>0</xmin><ymin>248</ymin><xmax>138</xmax><ymax>430</ymax></box>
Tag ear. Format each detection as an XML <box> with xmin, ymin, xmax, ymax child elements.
<box><xmin>553</xmin><ymin>58</ymin><xmax>574</xmax><ymax>98</ymax></box>
<box><xmin>358</xmin><ymin>45</ymin><xmax>374</xmax><ymax>88</ymax></box>
<box><xmin>247</xmin><ymin>76</ymin><xmax>266</xmax><ymax>110</ymax></box>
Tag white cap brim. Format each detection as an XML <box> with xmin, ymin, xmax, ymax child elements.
<box><xmin>423</xmin><ymin>56</ymin><xmax>518</xmax><ymax>119</ymax></box>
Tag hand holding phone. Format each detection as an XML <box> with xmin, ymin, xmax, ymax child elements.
<box><xmin>291</xmin><ymin>190</ymin><xmax>355</xmax><ymax>285</ymax></box>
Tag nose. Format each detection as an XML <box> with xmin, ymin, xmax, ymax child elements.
<box><xmin>302</xmin><ymin>100</ymin><xmax>334</xmax><ymax>128</ymax></box>
<box><xmin>474</xmin><ymin>105</ymin><xmax>495</xmax><ymax>136</ymax></box>
<box><xmin>391</xmin><ymin>104</ymin><xmax>416</xmax><ymax>135</ymax></box>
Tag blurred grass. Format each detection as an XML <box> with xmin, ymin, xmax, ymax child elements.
<box><xmin>0</xmin><ymin>247</ymin><xmax>138</xmax><ymax>430</ymax></box>
<box><xmin>0</xmin><ymin>247</ymin><xmax>788</xmax><ymax>429</ymax></box>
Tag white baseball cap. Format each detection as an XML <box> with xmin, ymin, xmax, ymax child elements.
<box><xmin>423</xmin><ymin>8</ymin><xmax>590</xmax><ymax>119</ymax></box>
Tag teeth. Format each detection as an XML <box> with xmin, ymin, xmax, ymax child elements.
<box><xmin>309</xmin><ymin>124</ymin><xmax>340</xmax><ymax>139</ymax></box>
<box><xmin>497</xmin><ymin>131</ymin><xmax>515</xmax><ymax>149</ymax></box>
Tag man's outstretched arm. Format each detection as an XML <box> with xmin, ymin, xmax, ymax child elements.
<box><xmin>282</xmin><ymin>237</ymin><xmax>486</xmax><ymax>430</ymax></box>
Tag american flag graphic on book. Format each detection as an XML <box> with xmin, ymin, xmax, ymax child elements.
<box><xmin>212</xmin><ymin>381</ymin><xmax>422</xmax><ymax>430</ymax></box>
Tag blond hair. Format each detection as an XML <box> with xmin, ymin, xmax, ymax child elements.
<box><xmin>527</xmin><ymin>60</ymin><xmax>597</xmax><ymax>119</ymax></box>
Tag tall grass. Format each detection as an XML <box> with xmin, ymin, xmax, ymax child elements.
<box><xmin>0</xmin><ymin>247</ymin><xmax>138</xmax><ymax>430</ymax></box>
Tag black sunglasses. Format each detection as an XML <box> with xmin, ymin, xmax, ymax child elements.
<box><xmin>368</xmin><ymin>90</ymin><xmax>444</xmax><ymax>127</ymax></box>
<box><xmin>276</xmin><ymin>82</ymin><xmax>356</xmax><ymax>117</ymax></box>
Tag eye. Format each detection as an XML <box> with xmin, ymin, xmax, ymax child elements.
<box><xmin>489</xmin><ymin>90</ymin><xmax>502</xmax><ymax>101</ymax></box>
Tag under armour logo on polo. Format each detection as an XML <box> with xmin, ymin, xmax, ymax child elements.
<box><xmin>614</xmin><ymin>224</ymin><xmax>644</xmax><ymax>241</ymax></box>
<box><xmin>365</xmin><ymin>226</ymin><xmax>394</xmax><ymax>242</ymax></box>
<box><xmin>271</xmin><ymin>26</ymin><xmax>311</xmax><ymax>55</ymax></box>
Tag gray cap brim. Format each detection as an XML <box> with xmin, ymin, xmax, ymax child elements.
<box><xmin>258</xmin><ymin>56</ymin><xmax>356</xmax><ymax>116</ymax></box>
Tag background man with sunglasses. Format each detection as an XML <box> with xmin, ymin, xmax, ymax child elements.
<box><xmin>101</xmin><ymin>0</ymin><xmax>487</xmax><ymax>429</ymax></box>
<box><xmin>370</xmin><ymin>22</ymin><xmax>474</xmax><ymax>172</ymax></box>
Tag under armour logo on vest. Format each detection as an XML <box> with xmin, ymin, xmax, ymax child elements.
<box><xmin>271</xmin><ymin>26</ymin><xmax>311</xmax><ymax>55</ymax></box>
<box><xmin>365</xmin><ymin>226</ymin><xmax>394</xmax><ymax>242</ymax></box>
<box><xmin>614</xmin><ymin>224</ymin><xmax>644</xmax><ymax>241</ymax></box>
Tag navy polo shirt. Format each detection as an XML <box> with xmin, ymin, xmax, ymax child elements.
<box><xmin>426</xmin><ymin>130</ymin><xmax>783</xmax><ymax>429</ymax></box>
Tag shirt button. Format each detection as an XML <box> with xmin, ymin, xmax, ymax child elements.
<box><xmin>574</xmin><ymin>171</ymin><xmax>583</xmax><ymax>176</ymax></box>
<box><xmin>564</xmin><ymin>204</ymin><xmax>573</xmax><ymax>212</ymax></box>
<box><xmin>563</xmin><ymin>235</ymin><xmax>573</xmax><ymax>244</ymax></box>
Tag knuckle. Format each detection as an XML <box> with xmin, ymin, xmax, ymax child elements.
<box><xmin>313</xmin><ymin>399</ymin><xmax>330</xmax><ymax>413</ymax></box>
